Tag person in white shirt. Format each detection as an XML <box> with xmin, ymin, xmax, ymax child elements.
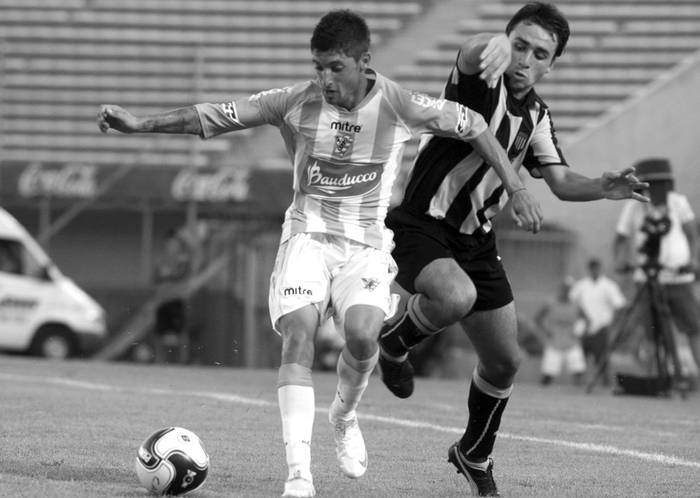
<box><xmin>614</xmin><ymin>157</ymin><xmax>700</xmax><ymax>386</ymax></box>
<box><xmin>569</xmin><ymin>258</ymin><xmax>626</xmax><ymax>386</ymax></box>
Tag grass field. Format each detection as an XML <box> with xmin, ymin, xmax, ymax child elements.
<box><xmin>1</xmin><ymin>356</ymin><xmax>698</xmax><ymax>497</ymax></box>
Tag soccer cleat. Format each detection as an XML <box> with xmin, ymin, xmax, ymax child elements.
<box><xmin>281</xmin><ymin>470</ymin><xmax>315</xmax><ymax>498</ymax></box>
<box><xmin>448</xmin><ymin>442</ymin><xmax>499</xmax><ymax>497</ymax></box>
<box><xmin>330</xmin><ymin>413</ymin><xmax>368</xmax><ymax>478</ymax></box>
<box><xmin>378</xmin><ymin>353</ymin><xmax>415</xmax><ymax>398</ymax></box>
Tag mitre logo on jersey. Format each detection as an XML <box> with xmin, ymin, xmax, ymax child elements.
<box><xmin>281</xmin><ymin>282</ymin><xmax>322</xmax><ymax>299</ymax></box>
<box><xmin>301</xmin><ymin>156</ymin><xmax>382</xmax><ymax>198</ymax></box>
<box><xmin>330</xmin><ymin>121</ymin><xmax>362</xmax><ymax>133</ymax></box>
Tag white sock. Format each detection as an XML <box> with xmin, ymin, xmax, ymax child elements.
<box><xmin>278</xmin><ymin>364</ymin><xmax>314</xmax><ymax>480</ymax></box>
<box><xmin>330</xmin><ymin>348</ymin><xmax>378</xmax><ymax>422</ymax></box>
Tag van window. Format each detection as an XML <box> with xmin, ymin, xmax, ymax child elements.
<box><xmin>0</xmin><ymin>238</ymin><xmax>23</xmax><ymax>274</ymax></box>
<box><xmin>0</xmin><ymin>238</ymin><xmax>46</xmax><ymax>279</ymax></box>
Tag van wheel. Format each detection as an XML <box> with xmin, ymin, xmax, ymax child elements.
<box><xmin>30</xmin><ymin>326</ymin><xmax>76</xmax><ymax>359</ymax></box>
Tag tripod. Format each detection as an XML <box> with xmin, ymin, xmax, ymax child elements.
<box><xmin>586</xmin><ymin>264</ymin><xmax>689</xmax><ymax>398</ymax></box>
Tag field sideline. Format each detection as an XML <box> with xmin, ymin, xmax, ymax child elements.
<box><xmin>1</xmin><ymin>356</ymin><xmax>698</xmax><ymax>497</ymax></box>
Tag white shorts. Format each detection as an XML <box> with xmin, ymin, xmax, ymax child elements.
<box><xmin>541</xmin><ymin>345</ymin><xmax>586</xmax><ymax>376</ymax></box>
<box><xmin>268</xmin><ymin>233</ymin><xmax>397</xmax><ymax>335</ymax></box>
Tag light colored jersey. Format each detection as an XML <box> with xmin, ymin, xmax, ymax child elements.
<box><xmin>195</xmin><ymin>70</ymin><xmax>487</xmax><ymax>251</ymax></box>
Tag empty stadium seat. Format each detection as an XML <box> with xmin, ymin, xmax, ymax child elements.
<box><xmin>0</xmin><ymin>0</ymin><xmax>429</xmax><ymax>167</ymax></box>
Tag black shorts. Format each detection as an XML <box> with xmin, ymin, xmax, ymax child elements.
<box><xmin>386</xmin><ymin>208</ymin><xmax>513</xmax><ymax>312</ymax></box>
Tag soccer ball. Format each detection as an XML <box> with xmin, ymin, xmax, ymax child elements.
<box><xmin>135</xmin><ymin>427</ymin><xmax>209</xmax><ymax>496</ymax></box>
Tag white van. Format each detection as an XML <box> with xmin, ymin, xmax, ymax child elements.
<box><xmin>0</xmin><ymin>208</ymin><xmax>107</xmax><ymax>358</ymax></box>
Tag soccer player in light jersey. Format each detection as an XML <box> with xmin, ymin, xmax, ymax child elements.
<box><xmin>376</xmin><ymin>3</ymin><xmax>648</xmax><ymax>495</ymax></box>
<box><xmin>97</xmin><ymin>10</ymin><xmax>544</xmax><ymax>498</ymax></box>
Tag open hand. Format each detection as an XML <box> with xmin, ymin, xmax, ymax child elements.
<box><xmin>479</xmin><ymin>34</ymin><xmax>512</xmax><ymax>88</ymax></box>
<box><xmin>602</xmin><ymin>167</ymin><xmax>649</xmax><ymax>202</ymax></box>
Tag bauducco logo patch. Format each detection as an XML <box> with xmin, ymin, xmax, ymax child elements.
<box><xmin>301</xmin><ymin>156</ymin><xmax>382</xmax><ymax>198</ymax></box>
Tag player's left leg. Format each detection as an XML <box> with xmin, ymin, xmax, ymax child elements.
<box><xmin>327</xmin><ymin>244</ymin><xmax>396</xmax><ymax>478</ymax></box>
<box><xmin>328</xmin><ymin>304</ymin><xmax>384</xmax><ymax>478</ymax></box>
<box><xmin>449</xmin><ymin>303</ymin><xmax>520</xmax><ymax>497</ymax></box>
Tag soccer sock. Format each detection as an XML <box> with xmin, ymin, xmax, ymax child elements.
<box><xmin>330</xmin><ymin>347</ymin><xmax>379</xmax><ymax>422</ymax></box>
<box><xmin>379</xmin><ymin>294</ymin><xmax>442</xmax><ymax>359</ymax></box>
<box><xmin>459</xmin><ymin>367</ymin><xmax>512</xmax><ymax>463</ymax></box>
<box><xmin>277</xmin><ymin>363</ymin><xmax>314</xmax><ymax>480</ymax></box>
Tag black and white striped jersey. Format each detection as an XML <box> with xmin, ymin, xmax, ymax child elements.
<box><xmin>399</xmin><ymin>64</ymin><xmax>567</xmax><ymax>235</ymax></box>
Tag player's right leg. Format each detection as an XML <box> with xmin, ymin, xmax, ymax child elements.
<box><xmin>378</xmin><ymin>209</ymin><xmax>476</xmax><ymax>398</ymax></box>
<box><xmin>379</xmin><ymin>258</ymin><xmax>476</xmax><ymax>397</ymax></box>
<box><xmin>269</xmin><ymin>234</ymin><xmax>331</xmax><ymax>498</ymax></box>
<box><xmin>449</xmin><ymin>303</ymin><xmax>520</xmax><ymax>496</ymax></box>
<box><xmin>277</xmin><ymin>307</ymin><xmax>319</xmax><ymax>498</ymax></box>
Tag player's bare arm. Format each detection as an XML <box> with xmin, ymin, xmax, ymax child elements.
<box><xmin>457</xmin><ymin>33</ymin><xmax>511</xmax><ymax>87</ymax></box>
<box><xmin>97</xmin><ymin>105</ymin><xmax>202</xmax><ymax>135</ymax></box>
<box><xmin>541</xmin><ymin>165</ymin><xmax>649</xmax><ymax>202</ymax></box>
<box><xmin>470</xmin><ymin>130</ymin><xmax>543</xmax><ymax>233</ymax></box>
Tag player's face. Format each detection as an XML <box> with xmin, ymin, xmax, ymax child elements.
<box><xmin>312</xmin><ymin>49</ymin><xmax>369</xmax><ymax>110</ymax></box>
<box><xmin>505</xmin><ymin>21</ymin><xmax>558</xmax><ymax>99</ymax></box>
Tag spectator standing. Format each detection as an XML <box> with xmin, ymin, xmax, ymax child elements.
<box><xmin>569</xmin><ymin>258</ymin><xmax>626</xmax><ymax>386</ymax></box>
<box><xmin>534</xmin><ymin>278</ymin><xmax>587</xmax><ymax>385</ymax></box>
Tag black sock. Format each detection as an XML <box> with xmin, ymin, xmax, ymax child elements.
<box><xmin>380</xmin><ymin>294</ymin><xmax>439</xmax><ymax>357</ymax></box>
<box><xmin>379</xmin><ymin>312</ymin><xmax>427</xmax><ymax>357</ymax></box>
<box><xmin>459</xmin><ymin>379</ymin><xmax>509</xmax><ymax>462</ymax></box>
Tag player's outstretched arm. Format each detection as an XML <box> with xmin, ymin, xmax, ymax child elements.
<box><xmin>470</xmin><ymin>130</ymin><xmax>543</xmax><ymax>233</ymax></box>
<box><xmin>541</xmin><ymin>165</ymin><xmax>649</xmax><ymax>202</ymax></box>
<box><xmin>97</xmin><ymin>105</ymin><xmax>202</xmax><ymax>136</ymax></box>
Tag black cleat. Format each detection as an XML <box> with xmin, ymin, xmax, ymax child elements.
<box><xmin>378</xmin><ymin>353</ymin><xmax>415</xmax><ymax>398</ymax></box>
<box><xmin>448</xmin><ymin>442</ymin><xmax>499</xmax><ymax>496</ymax></box>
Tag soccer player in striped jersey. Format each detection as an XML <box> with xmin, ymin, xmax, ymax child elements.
<box><xmin>97</xmin><ymin>10</ymin><xmax>544</xmax><ymax>498</ymax></box>
<box><xmin>376</xmin><ymin>3</ymin><xmax>649</xmax><ymax>496</ymax></box>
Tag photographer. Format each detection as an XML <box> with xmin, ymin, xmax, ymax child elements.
<box><xmin>614</xmin><ymin>158</ymin><xmax>700</xmax><ymax>386</ymax></box>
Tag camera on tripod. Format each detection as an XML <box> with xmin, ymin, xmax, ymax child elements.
<box><xmin>589</xmin><ymin>158</ymin><xmax>692</xmax><ymax>398</ymax></box>
<box><xmin>638</xmin><ymin>212</ymin><xmax>671</xmax><ymax>277</ymax></box>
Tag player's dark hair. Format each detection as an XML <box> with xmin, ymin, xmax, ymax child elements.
<box><xmin>311</xmin><ymin>9</ymin><xmax>370</xmax><ymax>61</ymax></box>
<box><xmin>506</xmin><ymin>2</ymin><xmax>570</xmax><ymax>59</ymax></box>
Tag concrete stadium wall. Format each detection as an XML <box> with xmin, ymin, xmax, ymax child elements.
<box><xmin>527</xmin><ymin>50</ymin><xmax>700</xmax><ymax>275</ymax></box>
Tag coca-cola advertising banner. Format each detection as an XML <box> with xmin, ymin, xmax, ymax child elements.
<box><xmin>0</xmin><ymin>162</ymin><xmax>292</xmax><ymax>213</ymax></box>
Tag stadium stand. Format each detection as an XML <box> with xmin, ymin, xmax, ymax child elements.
<box><xmin>2</xmin><ymin>0</ymin><xmax>699</xmax><ymax>167</ymax></box>
<box><xmin>392</xmin><ymin>0</ymin><xmax>700</xmax><ymax>139</ymax></box>
<box><xmin>0</xmin><ymin>0</ymin><xmax>430</xmax><ymax>169</ymax></box>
